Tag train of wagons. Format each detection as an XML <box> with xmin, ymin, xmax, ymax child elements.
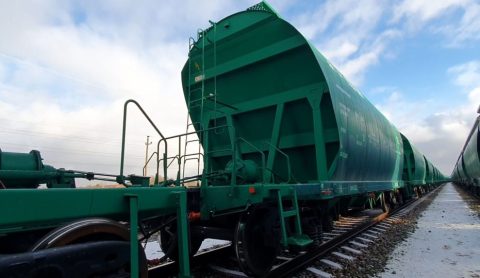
<box><xmin>0</xmin><ymin>2</ymin><xmax>446</xmax><ymax>277</ymax></box>
<box><xmin>452</xmin><ymin>107</ymin><xmax>480</xmax><ymax>196</ymax></box>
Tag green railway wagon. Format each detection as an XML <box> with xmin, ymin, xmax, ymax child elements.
<box><xmin>462</xmin><ymin>121</ymin><xmax>480</xmax><ymax>181</ymax></box>
<box><xmin>182</xmin><ymin>2</ymin><xmax>406</xmax><ymax>202</ymax></box>
<box><xmin>424</xmin><ymin>157</ymin><xmax>432</xmax><ymax>183</ymax></box>
<box><xmin>401</xmin><ymin>134</ymin><xmax>426</xmax><ymax>197</ymax></box>
<box><xmin>453</xmin><ymin>113</ymin><xmax>480</xmax><ymax>195</ymax></box>
<box><xmin>177</xmin><ymin>2</ymin><xmax>438</xmax><ymax>274</ymax></box>
<box><xmin>458</xmin><ymin>155</ymin><xmax>468</xmax><ymax>182</ymax></box>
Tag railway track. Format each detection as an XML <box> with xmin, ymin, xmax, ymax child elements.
<box><xmin>271</xmin><ymin>186</ymin><xmax>442</xmax><ymax>278</ymax></box>
<box><xmin>182</xmin><ymin>186</ymin><xmax>443</xmax><ymax>278</ymax></box>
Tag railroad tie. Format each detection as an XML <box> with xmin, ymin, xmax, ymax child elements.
<box><xmin>338</xmin><ymin>221</ymin><xmax>363</xmax><ymax>224</ymax></box>
<box><xmin>350</xmin><ymin>241</ymin><xmax>368</xmax><ymax>248</ymax></box>
<box><xmin>335</xmin><ymin>223</ymin><xmax>356</xmax><ymax>227</ymax></box>
<box><xmin>385</xmin><ymin>217</ymin><xmax>399</xmax><ymax>222</ymax></box>
<box><xmin>332</xmin><ymin>251</ymin><xmax>355</xmax><ymax>262</ymax></box>
<box><xmin>307</xmin><ymin>267</ymin><xmax>333</xmax><ymax>278</ymax></box>
<box><xmin>356</xmin><ymin>236</ymin><xmax>374</xmax><ymax>243</ymax></box>
<box><xmin>341</xmin><ymin>246</ymin><xmax>362</xmax><ymax>255</ymax></box>
<box><xmin>372</xmin><ymin>227</ymin><xmax>388</xmax><ymax>233</ymax></box>
<box><xmin>320</xmin><ymin>259</ymin><xmax>343</xmax><ymax>270</ymax></box>
<box><xmin>362</xmin><ymin>233</ymin><xmax>378</xmax><ymax>239</ymax></box>
<box><xmin>366</xmin><ymin>230</ymin><xmax>381</xmax><ymax>234</ymax></box>
<box><xmin>376</xmin><ymin>223</ymin><xmax>391</xmax><ymax>228</ymax></box>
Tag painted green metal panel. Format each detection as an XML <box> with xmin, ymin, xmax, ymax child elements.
<box><xmin>309</xmin><ymin>47</ymin><xmax>404</xmax><ymax>185</ymax></box>
<box><xmin>462</xmin><ymin>124</ymin><xmax>480</xmax><ymax>179</ymax></box>
<box><xmin>423</xmin><ymin>157</ymin><xmax>435</xmax><ymax>183</ymax></box>
<box><xmin>453</xmin><ymin>118</ymin><xmax>480</xmax><ymax>185</ymax></box>
<box><xmin>0</xmin><ymin>187</ymin><xmax>185</xmax><ymax>233</ymax></box>
<box><xmin>401</xmin><ymin>134</ymin><xmax>426</xmax><ymax>184</ymax></box>
<box><xmin>457</xmin><ymin>155</ymin><xmax>467</xmax><ymax>180</ymax></box>
<box><xmin>181</xmin><ymin>3</ymin><xmax>404</xmax><ymax>193</ymax></box>
<box><xmin>412</xmin><ymin>146</ymin><xmax>426</xmax><ymax>184</ymax></box>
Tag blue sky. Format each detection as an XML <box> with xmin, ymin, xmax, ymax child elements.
<box><xmin>0</xmin><ymin>0</ymin><xmax>479</xmax><ymax>180</ymax></box>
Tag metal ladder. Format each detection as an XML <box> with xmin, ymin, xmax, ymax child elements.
<box><xmin>277</xmin><ymin>189</ymin><xmax>313</xmax><ymax>248</ymax></box>
<box><xmin>183</xmin><ymin>22</ymin><xmax>218</xmax><ymax>183</ymax></box>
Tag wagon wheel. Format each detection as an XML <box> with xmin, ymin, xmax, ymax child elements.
<box><xmin>234</xmin><ymin>207</ymin><xmax>281</xmax><ymax>276</ymax></box>
<box><xmin>31</xmin><ymin>218</ymin><xmax>148</xmax><ymax>278</ymax></box>
<box><xmin>159</xmin><ymin>219</ymin><xmax>203</xmax><ymax>261</ymax></box>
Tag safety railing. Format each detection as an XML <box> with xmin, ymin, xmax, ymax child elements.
<box><xmin>120</xmin><ymin>100</ymin><xmax>167</xmax><ymax>185</ymax></box>
<box><xmin>155</xmin><ymin>125</ymin><xmax>233</xmax><ymax>186</ymax></box>
<box><xmin>263</xmin><ymin>140</ymin><xmax>292</xmax><ymax>183</ymax></box>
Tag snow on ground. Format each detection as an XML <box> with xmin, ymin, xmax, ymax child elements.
<box><xmin>145</xmin><ymin>238</ymin><xmax>230</xmax><ymax>260</ymax></box>
<box><xmin>145</xmin><ymin>240</ymin><xmax>165</xmax><ymax>259</ymax></box>
<box><xmin>380</xmin><ymin>183</ymin><xmax>480</xmax><ymax>278</ymax></box>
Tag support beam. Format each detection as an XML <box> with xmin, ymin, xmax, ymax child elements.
<box><xmin>175</xmin><ymin>191</ymin><xmax>191</xmax><ymax>277</ymax></box>
<box><xmin>308</xmin><ymin>92</ymin><xmax>328</xmax><ymax>180</ymax></box>
<box><xmin>126</xmin><ymin>194</ymin><xmax>139</xmax><ymax>278</ymax></box>
<box><xmin>265</xmin><ymin>103</ymin><xmax>284</xmax><ymax>183</ymax></box>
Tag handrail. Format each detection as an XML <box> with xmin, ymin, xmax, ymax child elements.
<box><xmin>120</xmin><ymin>100</ymin><xmax>167</xmax><ymax>184</ymax></box>
<box><xmin>155</xmin><ymin>125</ymin><xmax>231</xmax><ymax>186</ymax></box>
<box><xmin>143</xmin><ymin>151</ymin><xmax>158</xmax><ymax>176</ymax></box>
<box><xmin>156</xmin><ymin>155</ymin><xmax>180</xmax><ymax>169</ymax></box>
<box><xmin>181</xmin><ymin>153</ymin><xmax>204</xmax><ymax>176</ymax></box>
<box><xmin>264</xmin><ymin>141</ymin><xmax>292</xmax><ymax>182</ymax></box>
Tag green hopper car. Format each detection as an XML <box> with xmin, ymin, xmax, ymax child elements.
<box><xmin>452</xmin><ymin>108</ymin><xmax>480</xmax><ymax>196</ymax></box>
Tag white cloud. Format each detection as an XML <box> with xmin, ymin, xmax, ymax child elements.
<box><xmin>290</xmin><ymin>0</ymin><xmax>395</xmax><ymax>85</ymax></box>
<box><xmin>375</xmin><ymin>90</ymin><xmax>466</xmax><ymax>175</ymax></box>
<box><xmin>374</xmin><ymin>60</ymin><xmax>480</xmax><ymax>175</ymax></box>
<box><xmin>392</xmin><ymin>0</ymin><xmax>480</xmax><ymax>46</ymax></box>
<box><xmin>450</xmin><ymin>2</ymin><xmax>480</xmax><ymax>44</ymax></box>
<box><xmin>322</xmin><ymin>42</ymin><xmax>358</xmax><ymax>61</ymax></box>
<box><xmin>0</xmin><ymin>1</ymin><xmax>257</xmax><ymax>184</ymax></box>
<box><xmin>448</xmin><ymin>60</ymin><xmax>480</xmax><ymax>88</ymax></box>
<box><xmin>392</xmin><ymin>0</ymin><xmax>468</xmax><ymax>24</ymax></box>
<box><xmin>335</xmin><ymin>29</ymin><xmax>401</xmax><ymax>84</ymax></box>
